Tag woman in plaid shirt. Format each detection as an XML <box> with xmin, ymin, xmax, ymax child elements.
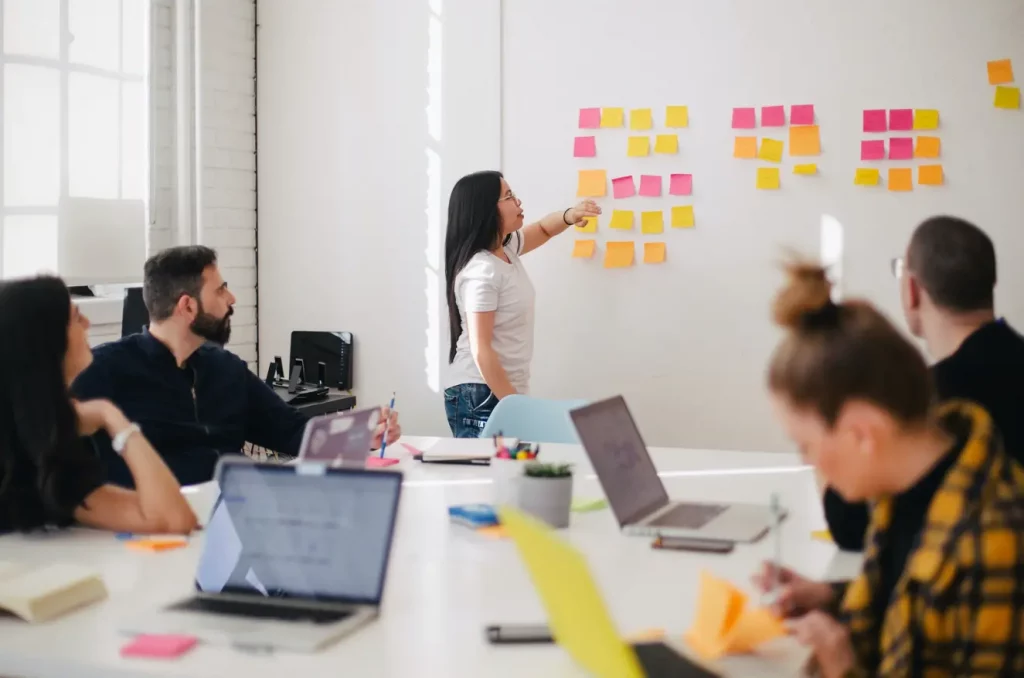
<box><xmin>756</xmin><ymin>261</ymin><xmax>1024</xmax><ymax>678</ymax></box>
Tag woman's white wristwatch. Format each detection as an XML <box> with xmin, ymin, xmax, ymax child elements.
<box><xmin>111</xmin><ymin>423</ymin><xmax>142</xmax><ymax>455</ymax></box>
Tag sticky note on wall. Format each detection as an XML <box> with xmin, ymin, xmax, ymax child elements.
<box><xmin>732</xmin><ymin>107</ymin><xmax>756</xmax><ymax>129</ymax></box>
<box><xmin>641</xmin><ymin>211</ymin><xmax>664</xmax><ymax>234</ymax></box>
<box><xmin>758</xmin><ymin>139</ymin><xmax>783</xmax><ymax>163</ymax></box>
<box><xmin>573</xmin><ymin>136</ymin><xmax>596</xmax><ymax>158</ymax></box>
<box><xmin>915</xmin><ymin>136</ymin><xmax>940</xmax><ymax>158</ymax></box>
<box><xmin>889</xmin><ymin>109</ymin><xmax>913</xmax><ymax>131</ymax></box>
<box><xmin>609</xmin><ymin>210</ymin><xmax>634</xmax><ymax>230</ymax></box>
<box><xmin>654</xmin><ymin>135</ymin><xmax>678</xmax><ymax>154</ymax></box>
<box><xmin>604</xmin><ymin>242</ymin><xmax>634</xmax><ymax>268</ymax></box>
<box><xmin>995</xmin><ymin>86</ymin><xmax>1021</xmax><ymax>109</ymax></box>
<box><xmin>863</xmin><ymin>109</ymin><xmax>887</xmax><ymax>132</ymax></box>
<box><xmin>790</xmin><ymin>104</ymin><xmax>814</xmax><ymax>125</ymax></box>
<box><xmin>861</xmin><ymin>140</ymin><xmax>885</xmax><ymax>161</ymax></box>
<box><xmin>793</xmin><ymin>164</ymin><xmax>817</xmax><ymax>175</ymax></box>
<box><xmin>888</xmin><ymin>138</ymin><xmax>913</xmax><ymax>160</ymax></box>
<box><xmin>576</xmin><ymin>216</ymin><xmax>597</xmax><ymax>233</ymax></box>
<box><xmin>756</xmin><ymin>167</ymin><xmax>780</xmax><ymax>190</ymax></box>
<box><xmin>627</xmin><ymin>136</ymin><xmax>650</xmax><ymax>157</ymax></box>
<box><xmin>913</xmin><ymin>109</ymin><xmax>939</xmax><ymax>130</ymax></box>
<box><xmin>733</xmin><ymin>137</ymin><xmax>757</xmax><ymax>159</ymax></box>
<box><xmin>578</xmin><ymin>108</ymin><xmax>601</xmax><ymax>129</ymax></box>
<box><xmin>572</xmin><ymin>240</ymin><xmax>596</xmax><ymax>259</ymax></box>
<box><xmin>761</xmin><ymin>105</ymin><xmax>785</xmax><ymax>127</ymax></box>
<box><xmin>918</xmin><ymin>164</ymin><xmax>944</xmax><ymax>186</ymax></box>
<box><xmin>666</xmin><ymin>106</ymin><xmax>689</xmax><ymax>128</ymax></box>
<box><xmin>630</xmin><ymin>108</ymin><xmax>653</xmax><ymax>130</ymax></box>
<box><xmin>888</xmin><ymin>168</ymin><xmax>912</xmax><ymax>192</ymax></box>
<box><xmin>612</xmin><ymin>175</ymin><xmax>636</xmax><ymax>199</ymax></box>
<box><xmin>854</xmin><ymin>168</ymin><xmax>880</xmax><ymax>186</ymax></box>
<box><xmin>577</xmin><ymin>170</ymin><xmax>607</xmax><ymax>197</ymax></box>
<box><xmin>789</xmin><ymin>125</ymin><xmax>820</xmax><ymax>156</ymax></box>
<box><xmin>988</xmin><ymin>58</ymin><xmax>1014</xmax><ymax>85</ymax></box>
<box><xmin>643</xmin><ymin>243</ymin><xmax>666</xmax><ymax>264</ymax></box>
<box><xmin>638</xmin><ymin>175</ymin><xmax>662</xmax><ymax>197</ymax></box>
<box><xmin>601</xmin><ymin>107</ymin><xmax>624</xmax><ymax>128</ymax></box>
<box><xmin>671</xmin><ymin>205</ymin><xmax>695</xmax><ymax>228</ymax></box>
<box><xmin>669</xmin><ymin>174</ymin><xmax>692</xmax><ymax>196</ymax></box>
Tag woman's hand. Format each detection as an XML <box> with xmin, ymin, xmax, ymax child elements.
<box><xmin>565</xmin><ymin>199</ymin><xmax>601</xmax><ymax>226</ymax></box>
<box><xmin>371</xmin><ymin>407</ymin><xmax>402</xmax><ymax>450</ymax></box>
<box><xmin>788</xmin><ymin>611</ymin><xmax>856</xmax><ymax>678</ymax></box>
<box><xmin>74</xmin><ymin>399</ymin><xmax>129</xmax><ymax>437</ymax></box>
<box><xmin>752</xmin><ymin>561</ymin><xmax>835</xmax><ymax>618</ymax></box>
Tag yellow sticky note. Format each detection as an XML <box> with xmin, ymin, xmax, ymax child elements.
<box><xmin>609</xmin><ymin>210</ymin><xmax>633</xmax><ymax>230</ymax></box>
<box><xmin>576</xmin><ymin>216</ymin><xmax>597</xmax><ymax>233</ymax></box>
<box><xmin>665</xmin><ymin>105</ymin><xmax>689</xmax><ymax>128</ymax></box>
<box><xmin>913</xmin><ymin>109</ymin><xmax>939</xmax><ymax>130</ymax></box>
<box><xmin>576</xmin><ymin>170</ymin><xmax>607</xmax><ymax>197</ymax></box>
<box><xmin>640</xmin><ymin>211</ymin><xmax>664</xmax><ymax>234</ymax></box>
<box><xmin>854</xmin><ymin>168</ymin><xmax>880</xmax><ymax>186</ymax></box>
<box><xmin>671</xmin><ymin>205</ymin><xmax>695</xmax><ymax>228</ymax></box>
<box><xmin>756</xmin><ymin>167</ymin><xmax>780</xmax><ymax>190</ymax></box>
<box><xmin>758</xmin><ymin>138</ymin><xmax>784</xmax><ymax>163</ymax></box>
<box><xmin>654</xmin><ymin>134</ymin><xmax>678</xmax><ymax>154</ymax></box>
<box><xmin>571</xmin><ymin>239</ymin><xmax>596</xmax><ymax>259</ymax></box>
<box><xmin>643</xmin><ymin>242</ymin><xmax>666</xmax><ymax>264</ymax></box>
<box><xmin>627</xmin><ymin>136</ymin><xmax>650</xmax><ymax>157</ymax></box>
<box><xmin>604</xmin><ymin>242</ymin><xmax>634</xmax><ymax>269</ymax></box>
<box><xmin>733</xmin><ymin>136</ymin><xmax>757</xmax><ymax>159</ymax></box>
<box><xmin>918</xmin><ymin>164</ymin><xmax>944</xmax><ymax>186</ymax></box>
<box><xmin>629</xmin><ymin>108</ymin><xmax>653</xmax><ymax>130</ymax></box>
<box><xmin>995</xmin><ymin>86</ymin><xmax>1021</xmax><ymax>109</ymax></box>
<box><xmin>915</xmin><ymin>136</ymin><xmax>941</xmax><ymax>158</ymax></box>
<box><xmin>888</xmin><ymin>168</ymin><xmax>913</xmax><ymax>192</ymax></box>
<box><xmin>793</xmin><ymin>164</ymin><xmax>817</xmax><ymax>175</ymax></box>
<box><xmin>988</xmin><ymin>58</ymin><xmax>1014</xmax><ymax>85</ymax></box>
<box><xmin>811</xmin><ymin>529</ymin><xmax>833</xmax><ymax>543</ymax></box>
<box><xmin>600</xmin><ymin>107</ymin><xmax>624</xmax><ymax>128</ymax></box>
<box><xmin>788</xmin><ymin>125</ymin><xmax>820</xmax><ymax>156</ymax></box>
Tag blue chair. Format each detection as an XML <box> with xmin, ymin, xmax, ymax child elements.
<box><xmin>480</xmin><ymin>395</ymin><xmax>588</xmax><ymax>444</ymax></box>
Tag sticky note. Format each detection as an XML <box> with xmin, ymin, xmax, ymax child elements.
<box><xmin>573</xmin><ymin>136</ymin><xmax>596</xmax><ymax>158</ymax></box>
<box><xmin>576</xmin><ymin>216</ymin><xmax>597</xmax><ymax>233</ymax></box>
<box><xmin>127</xmin><ymin>538</ymin><xmax>188</xmax><ymax>552</ymax></box>
<box><xmin>854</xmin><ymin>168</ymin><xmax>880</xmax><ymax>186</ymax></box>
<box><xmin>756</xmin><ymin>167</ymin><xmax>780</xmax><ymax>190</ymax></box>
<box><xmin>760</xmin><ymin>105</ymin><xmax>785</xmax><ymax>127</ymax></box>
<box><xmin>576</xmin><ymin>170</ymin><xmax>607</xmax><ymax>197</ymax></box>
<box><xmin>643</xmin><ymin>242</ymin><xmax>666</xmax><ymax>264</ymax></box>
<box><xmin>915</xmin><ymin>136</ymin><xmax>940</xmax><ymax>158</ymax></box>
<box><xmin>629</xmin><ymin>108</ymin><xmax>653</xmax><ymax>130</ymax></box>
<box><xmin>625</xmin><ymin>628</ymin><xmax>666</xmax><ymax>643</ymax></box>
<box><xmin>861</xmin><ymin>140</ymin><xmax>885</xmax><ymax>161</ymax></box>
<box><xmin>888</xmin><ymin>167</ymin><xmax>913</xmax><ymax>192</ymax></box>
<box><xmin>790</xmin><ymin>104</ymin><xmax>814</xmax><ymax>125</ymax></box>
<box><xmin>641</xmin><ymin>211</ymin><xmax>664</xmax><ymax>234</ymax></box>
<box><xmin>665</xmin><ymin>105</ymin><xmax>689</xmax><ymax>128</ymax></box>
<box><xmin>476</xmin><ymin>525</ymin><xmax>509</xmax><ymax>540</ymax></box>
<box><xmin>578</xmin><ymin>108</ymin><xmax>601</xmax><ymax>129</ymax></box>
<box><xmin>758</xmin><ymin>138</ymin><xmax>783</xmax><ymax>163</ymax></box>
<box><xmin>365</xmin><ymin>456</ymin><xmax>399</xmax><ymax>467</ymax></box>
<box><xmin>793</xmin><ymin>164</ymin><xmax>817</xmax><ymax>175</ymax></box>
<box><xmin>733</xmin><ymin>136</ymin><xmax>757</xmax><ymax>159</ymax></box>
<box><xmin>732</xmin><ymin>107</ymin><xmax>756</xmax><ymax>129</ymax></box>
<box><xmin>988</xmin><ymin>58</ymin><xmax>1014</xmax><ymax>85</ymax></box>
<box><xmin>995</xmin><ymin>86</ymin><xmax>1021</xmax><ymax>109</ymax></box>
<box><xmin>654</xmin><ymin>134</ymin><xmax>678</xmax><ymax>154</ymax></box>
<box><xmin>570</xmin><ymin>497</ymin><xmax>609</xmax><ymax>513</ymax></box>
<box><xmin>863</xmin><ymin>109</ymin><xmax>887</xmax><ymax>132</ymax></box>
<box><xmin>609</xmin><ymin>210</ymin><xmax>634</xmax><ymax>230</ymax></box>
<box><xmin>811</xmin><ymin>529</ymin><xmax>833</xmax><ymax>542</ymax></box>
<box><xmin>601</xmin><ymin>107</ymin><xmax>624</xmax><ymax>128</ymax></box>
<box><xmin>671</xmin><ymin>205</ymin><xmax>695</xmax><ymax>228</ymax></box>
<box><xmin>888</xmin><ymin>137</ymin><xmax>913</xmax><ymax>160</ymax></box>
<box><xmin>638</xmin><ymin>174</ymin><xmax>662</xmax><ymax>197</ymax></box>
<box><xmin>612</xmin><ymin>175</ymin><xmax>636</xmax><ymax>199</ymax></box>
<box><xmin>685</xmin><ymin>571</ymin><xmax>785</xmax><ymax>661</ymax></box>
<box><xmin>121</xmin><ymin>634</ymin><xmax>198</xmax><ymax>658</ymax></box>
<box><xmin>788</xmin><ymin>125</ymin><xmax>820</xmax><ymax>156</ymax></box>
<box><xmin>571</xmin><ymin>240</ymin><xmax>596</xmax><ymax>259</ymax></box>
<box><xmin>669</xmin><ymin>173</ymin><xmax>692</xmax><ymax>196</ymax></box>
<box><xmin>604</xmin><ymin>242</ymin><xmax>634</xmax><ymax>268</ymax></box>
<box><xmin>889</xmin><ymin>108</ymin><xmax>913</xmax><ymax>131</ymax></box>
<box><xmin>918</xmin><ymin>164</ymin><xmax>944</xmax><ymax>186</ymax></box>
<box><xmin>627</xmin><ymin>136</ymin><xmax>650</xmax><ymax>157</ymax></box>
<box><xmin>913</xmin><ymin>109</ymin><xmax>939</xmax><ymax>130</ymax></box>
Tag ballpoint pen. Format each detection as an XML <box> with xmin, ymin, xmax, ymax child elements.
<box><xmin>379</xmin><ymin>392</ymin><xmax>396</xmax><ymax>458</ymax></box>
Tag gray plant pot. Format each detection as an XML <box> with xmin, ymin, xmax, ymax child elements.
<box><xmin>517</xmin><ymin>475</ymin><xmax>573</xmax><ymax>528</ymax></box>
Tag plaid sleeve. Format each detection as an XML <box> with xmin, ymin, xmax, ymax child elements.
<box><xmin>825</xmin><ymin>580</ymin><xmax>850</xmax><ymax>617</ymax></box>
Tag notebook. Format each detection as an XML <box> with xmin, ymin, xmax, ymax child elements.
<box><xmin>0</xmin><ymin>561</ymin><xmax>107</xmax><ymax>622</ymax></box>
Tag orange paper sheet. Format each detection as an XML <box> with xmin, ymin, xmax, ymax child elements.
<box><xmin>915</xmin><ymin>136</ymin><xmax>940</xmax><ymax>158</ymax></box>
<box><xmin>733</xmin><ymin>136</ymin><xmax>757</xmax><ymax>159</ymax></box>
<box><xmin>788</xmin><ymin>125</ymin><xmax>820</xmax><ymax>156</ymax></box>
<box><xmin>918</xmin><ymin>164</ymin><xmax>944</xmax><ymax>186</ymax></box>
<box><xmin>643</xmin><ymin>242</ymin><xmax>666</xmax><ymax>264</ymax></box>
<box><xmin>571</xmin><ymin>239</ymin><xmax>596</xmax><ymax>259</ymax></box>
<box><xmin>988</xmin><ymin>58</ymin><xmax>1014</xmax><ymax>85</ymax></box>
<box><xmin>604</xmin><ymin>242</ymin><xmax>634</xmax><ymax>268</ymax></box>
<box><xmin>576</xmin><ymin>170</ymin><xmax>607</xmax><ymax>197</ymax></box>
<box><xmin>888</xmin><ymin>168</ymin><xmax>913</xmax><ymax>192</ymax></box>
<box><xmin>685</xmin><ymin>571</ymin><xmax>785</xmax><ymax>660</ymax></box>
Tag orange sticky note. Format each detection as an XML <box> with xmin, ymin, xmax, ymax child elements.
<box><xmin>918</xmin><ymin>164</ymin><xmax>944</xmax><ymax>186</ymax></box>
<box><xmin>988</xmin><ymin>58</ymin><xmax>1014</xmax><ymax>85</ymax></box>
<box><xmin>126</xmin><ymin>538</ymin><xmax>189</xmax><ymax>552</ymax></box>
<box><xmin>476</xmin><ymin>525</ymin><xmax>508</xmax><ymax>539</ymax></box>
<box><xmin>888</xmin><ymin>168</ymin><xmax>913</xmax><ymax>192</ymax></box>
<box><xmin>671</xmin><ymin>205</ymin><xmax>694</xmax><ymax>228</ymax></box>
<box><xmin>600</xmin><ymin>107</ymin><xmax>624</xmax><ymax>128</ymax></box>
<box><xmin>733</xmin><ymin>136</ymin><xmax>757</xmax><ymax>159</ymax></box>
<box><xmin>643</xmin><ymin>242</ymin><xmax>666</xmax><ymax>264</ymax></box>
<box><xmin>604</xmin><ymin>242</ymin><xmax>634</xmax><ymax>269</ymax></box>
<box><xmin>576</xmin><ymin>170</ymin><xmax>607</xmax><ymax>197</ymax></box>
<box><xmin>640</xmin><ymin>211</ymin><xmax>664</xmax><ymax>234</ymax></box>
<box><xmin>725</xmin><ymin>607</ymin><xmax>787</xmax><ymax>654</ymax></box>
<box><xmin>789</xmin><ymin>125</ymin><xmax>820</xmax><ymax>156</ymax></box>
<box><xmin>576</xmin><ymin>216</ymin><xmax>597</xmax><ymax>233</ymax></box>
<box><xmin>571</xmin><ymin>239</ymin><xmax>596</xmax><ymax>259</ymax></box>
<box><xmin>756</xmin><ymin>167</ymin><xmax>780</xmax><ymax>190</ymax></box>
<box><xmin>685</xmin><ymin>571</ymin><xmax>785</xmax><ymax>660</ymax></box>
<box><xmin>915</xmin><ymin>136</ymin><xmax>940</xmax><ymax>158</ymax></box>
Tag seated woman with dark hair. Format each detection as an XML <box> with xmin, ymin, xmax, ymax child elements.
<box><xmin>0</xmin><ymin>276</ymin><xmax>196</xmax><ymax>534</ymax></box>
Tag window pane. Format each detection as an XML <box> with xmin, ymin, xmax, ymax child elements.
<box><xmin>69</xmin><ymin>73</ymin><xmax>119</xmax><ymax>199</ymax></box>
<box><xmin>121</xmin><ymin>81</ymin><xmax>147</xmax><ymax>200</ymax></box>
<box><xmin>3</xmin><ymin>215</ymin><xmax>58</xmax><ymax>279</ymax></box>
<box><xmin>3</xmin><ymin>64</ymin><xmax>60</xmax><ymax>207</ymax></box>
<box><xmin>3</xmin><ymin>0</ymin><xmax>60</xmax><ymax>59</ymax></box>
<box><xmin>69</xmin><ymin>0</ymin><xmax>120</xmax><ymax>71</ymax></box>
<box><xmin>121</xmin><ymin>0</ymin><xmax>149</xmax><ymax>76</ymax></box>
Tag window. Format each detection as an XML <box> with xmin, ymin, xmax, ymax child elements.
<box><xmin>1</xmin><ymin>0</ymin><xmax>149</xmax><ymax>281</ymax></box>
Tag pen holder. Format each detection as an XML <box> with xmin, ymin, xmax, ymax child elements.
<box><xmin>491</xmin><ymin>458</ymin><xmax>524</xmax><ymax>508</ymax></box>
<box><xmin>517</xmin><ymin>465</ymin><xmax>573</xmax><ymax>529</ymax></box>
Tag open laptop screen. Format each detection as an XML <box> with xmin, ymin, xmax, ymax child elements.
<box><xmin>195</xmin><ymin>462</ymin><xmax>402</xmax><ymax>606</ymax></box>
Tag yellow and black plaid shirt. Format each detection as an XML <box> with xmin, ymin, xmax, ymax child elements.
<box><xmin>837</xmin><ymin>401</ymin><xmax>1024</xmax><ymax>677</ymax></box>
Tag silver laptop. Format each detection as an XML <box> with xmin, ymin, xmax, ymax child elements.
<box><xmin>122</xmin><ymin>458</ymin><xmax>403</xmax><ymax>652</ymax></box>
<box><xmin>297</xmin><ymin>407</ymin><xmax>381</xmax><ymax>465</ymax></box>
<box><xmin>570</xmin><ymin>396</ymin><xmax>777</xmax><ymax>543</ymax></box>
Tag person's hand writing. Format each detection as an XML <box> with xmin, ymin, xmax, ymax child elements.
<box><xmin>788</xmin><ymin>611</ymin><xmax>856</xmax><ymax>678</ymax></box>
<box><xmin>73</xmin><ymin>399</ymin><xmax>129</xmax><ymax>437</ymax></box>
<box><xmin>371</xmin><ymin>407</ymin><xmax>401</xmax><ymax>450</ymax></box>
<box><xmin>566</xmin><ymin>200</ymin><xmax>601</xmax><ymax>226</ymax></box>
<box><xmin>752</xmin><ymin>561</ymin><xmax>835</xmax><ymax>618</ymax></box>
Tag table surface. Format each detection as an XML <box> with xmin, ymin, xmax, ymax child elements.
<box><xmin>0</xmin><ymin>436</ymin><xmax>862</xmax><ymax>678</ymax></box>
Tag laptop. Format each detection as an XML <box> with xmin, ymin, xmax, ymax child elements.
<box><xmin>122</xmin><ymin>458</ymin><xmax>403</xmax><ymax>652</ymax></box>
<box><xmin>499</xmin><ymin>506</ymin><xmax>721</xmax><ymax>677</ymax></box>
<box><xmin>570</xmin><ymin>396</ymin><xmax>777</xmax><ymax>543</ymax></box>
<box><xmin>297</xmin><ymin>407</ymin><xmax>381</xmax><ymax>466</ymax></box>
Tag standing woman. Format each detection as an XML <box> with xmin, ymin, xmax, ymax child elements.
<box><xmin>444</xmin><ymin>171</ymin><xmax>599</xmax><ymax>437</ymax></box>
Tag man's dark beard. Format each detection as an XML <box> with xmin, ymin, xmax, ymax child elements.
<box><xmin>191</xmin><ymin>304</ymin><xmax>233</xmax><ymax>345</ymax></box>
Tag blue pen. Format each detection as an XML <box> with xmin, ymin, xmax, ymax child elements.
<box><xmin>379</xmin><ymin>392</ymin><xmax>396</xmax><ymax>458</ymax></box>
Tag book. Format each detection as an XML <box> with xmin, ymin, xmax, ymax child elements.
<box><xmin>0</xmin><ymin>561</ymin><xmax>108</xmax><ymax>622</ymax></box>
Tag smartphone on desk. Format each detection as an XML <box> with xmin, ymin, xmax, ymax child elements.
<box><xmin>651</xmin><ymin>535</ymin><xmax>734</xmax><ymax>554</ymax></box>
<box><xmin>485</xmin><ymin>624</ymin><xmax>554</xmax><ymax>644</ymax></box>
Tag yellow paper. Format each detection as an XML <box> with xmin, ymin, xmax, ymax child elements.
<box><xmin>913</xmin><ymin>109</ymin><xmax>939</xmax><ymax>130</ymax></box>
<box><xmin>640</xmin><ymin>211</ymin><xmax>664</xmax><ymax>234</ymax></box>
<box><xmin>576</xmin><ymin>170</ymin><xmax>607</xmax><ymax>197</ymax></box>
<box><xmin>724</xmin><ymin>607</ymin><xmax>787</xmax><ymax>653</ymax></box>
<box><xmin>811</xmin><ymin>529</ymin><xmax>833</xmax><ymax>542</ymax></box>
<box><xmin>685</xmin><ymin>571</ymin><xmax>785</xmax><ymax>660</ymax></box>
<box><xmin>733</xmin><ymin>136</ymin><xmax>757</xmax><ymax>159</ymax></box>
<box><xmin>665</xmin><ymin>105</ymin><xmax>689</xmax><ymax>128</ymax></box>
<box><xmin>604</xmin><ymin>242</ymin><xmax>634</xmax><ymax>269</ymax></box>
<box><xmin>629</xmin><ymin>108</ymin><xmax>653</xmax><ymax>130</ymax></box>
<box><xmin>994</xmin><ymin>86</ymin><xmax>1021</xmax><ymax>109</ymax></box>
<box><xmin>915</xmin><ymin>136</ymin><xmax>940</xmax><ymax>158</ymax></box>
<box><xmin>789</xmin><ymin>125</ymin><xmax>820</xmax><ymax>156</ymax></box>
<box><xmin>918</xmin><ymin>164</ymin><xmax>944</xmax><ymax>186</ymax></box>
<box><xmin>854</xmin><ymin>168</ymin><xmax>880</xmax><ymax>186</ymax></box>
<box><xmin>758</xmin><ymin>138</ymin><xmax>784</xmax><ymax>163</ymax></box>
<box><xmin>888</xmin><ymin>168</ymin><xmax>913</xmax><ymax>192</ymax></box>
<box><xmin>499</xmin><ymin>507</ymin><xmax>645</xmax><ymax>678</ymax></box>
<box><xmin>793</xmin><ymin>164</ymin><xmax>817</xmax><ymax>175</ymax></box>
<box><xmin>627</xmin><ymin>136</ymin><xmax>650</xmax><ymax>157</ymax></box>
<box><xmin>609</xmin><ymin>210</ymin><xmax>633</xmax><ymax>230</ymax></box>
<box><xmin>643</xmin><ymin>242</ymin><xmax>666</xmax><ymax>264</ymax></box>
<box><xmin>987</xmin><ymin>58</ymin><xmax>1014</xmax><ymax>85</ymax></box>
<box><xmin>756</xmin><ymin>167</ymin><xmax>780</xmax><ymax>190</ymax></box>
<box><xmin>576</xmin><ymin>216</ymin><xmax>598</xmax><ymax>233</ymax></box>
<box><xmin>571</xmin><ymin>239</ymin><xmax>596</xmax><ymax>259</ymax></box>
<box><xmin>671</xmin><ymin>205</ymin><xmax>695</xmax><ymax>228</ymax></box>
<box><xmin>654</xmin><ymin>134</ymin><xmax>679</xmax><ymax>154</ymax></box>
<box><xmin>601</xmin><ymin>107</ymin><xmax>624</xmax><ymax>128</ymax></box>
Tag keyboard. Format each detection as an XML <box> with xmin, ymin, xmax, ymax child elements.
<box><xmin>170</xmin><ymin>597</ymin><xmax>353</xmax><ymax>625</ymax></box>
<box><xmin>633</xmin><ymin>642</ymin><xmax>721</xmax><ymax>677</ymax></box>
<box><xmin>648</xmin><ymin>503</ymin><xmax>727</xmax><ymax>529</ymax></box>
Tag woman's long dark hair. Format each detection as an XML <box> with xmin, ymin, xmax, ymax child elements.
<box><xmin>0</xmin><ymin>276</ymin><xmax>83</xmax><ymax>528</ymax></box>
<box><xmin>445</xmin><ymin>170</ymin><xmax>507</xmax><ymax>364</ymax></box>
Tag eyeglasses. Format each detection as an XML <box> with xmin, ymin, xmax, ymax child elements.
<box><xmin>498</xmin><ymin>192</ymin><xmax>521</xmax><ymax>205</ymax></box>
<box><xmin>890</xmin><ymin>257</ymin><xmax>905</xmax><ymax>279</ymax></box>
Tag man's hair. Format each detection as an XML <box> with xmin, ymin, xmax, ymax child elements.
<box><xmin>143</xmin><ymin>246</ymin><xmax>218</xmax><ymax>321</ymax></box>
<box><xmin>906</xmin><ymin>216</ymin><xmax>996</xmax><ymax>313</ymax></box>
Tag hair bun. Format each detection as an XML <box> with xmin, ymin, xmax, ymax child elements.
<box><xmin>773</xmin><ymin>261</ymin><xmax>834</xmax><ymax>329</ymax></box>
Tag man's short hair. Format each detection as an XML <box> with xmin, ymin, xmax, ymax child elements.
<box><xmin>143</xmin><ymin>246</ymin><xmax>218</xmax><ymax>321</ymax></box>
<box><xmin>906</xmin><ymin>216</ymin><xmax>996</xmax><ymax>313</ymax></box>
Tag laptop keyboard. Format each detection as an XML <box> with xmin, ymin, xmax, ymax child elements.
<box><xmin>648</xmin><ymin>503</ymin><xmax>727</xmax><ymax>529</ymax></box>
<box><xmin>633</xmin><ymin>642</ymin><xmax>721</xmax><ymax>677</ymax></box>
<box><xmin>171</xmin><ymin>597</ymin><xmax>353</xmax><ymax>625</ymax></box>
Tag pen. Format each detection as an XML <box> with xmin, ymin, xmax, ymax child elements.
<box><xmin>379</xmin><ymin>392</ymin><xmax>396</xmax><ymax>458</ymax></box>
<box><xmin>770</xmin><ymin>492</ymin><xmax>782</xmax><ymax>603</ymax></box>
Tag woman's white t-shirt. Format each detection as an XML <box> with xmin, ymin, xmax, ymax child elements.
<box><xmin>446</xmin><ymin>231</ymin><xmax>535</xmax><ymax>394</ymax></box>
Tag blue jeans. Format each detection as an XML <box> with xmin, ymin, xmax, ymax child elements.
<box><xmin>444</xmin><ymin>383</ymin><xmax>497</xmax><ymax>438</ymax></box>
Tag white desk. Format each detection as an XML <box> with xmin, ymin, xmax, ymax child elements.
<box><xmin>0</xmin><ymin>437</ymin><xmax>861</xmax><ymax>678</ymax></box>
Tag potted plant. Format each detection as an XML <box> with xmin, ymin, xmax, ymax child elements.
<box><xmin>517</xmin><ymin>463</ymin><xmax>573</xmax><ymax>528</ymax></box>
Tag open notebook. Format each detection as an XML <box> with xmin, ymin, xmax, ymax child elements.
<box><xmin>0</xmin><ymin>561</ymin><xmax>107</xmax><ymax>622</ymax></box>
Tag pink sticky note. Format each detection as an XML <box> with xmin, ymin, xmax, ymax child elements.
<box><xmin>578</xmin><ymin>108</ymin><xmax>601</xmax><ymax>129</ymax></box>
<box><xmin>791</xmin><ymin>104</ymin><xmax>815</xmax><ymax>125</ymax></box>
<box><xmin>400</xmin><ymin>442</ymin><xmax>424</xmax><ymax>457</ymax></box>
<box><xmin>889</xmin><ymin>109</ymin><xmax>913</xmax><ymax>131</ymax></box>
<box><xmin>366</xmin><ymin>457</ymin><xmax>399</xmax><ymax>468</ymax></box>
<box><xmin>731</xmin><ymin>107</ymin><xmax>756</xmax><ymax>129</ymax></box>
<box><xmin>863</xmin><ymin>109</ymin><xmax>887</xmax><ymax>133</ymax></box>
<box><xmin>761</xmin><ymin>105</ymin><xmax>785</xmax><ymax>127</ymax></box>
<box><xmin>612</xmin><ymin>175</ymin><xmax>636</xmax><ymax>199</ymax></box>
<box><xmin>573</xmin><ymin>136</ymin><xmax>596</xmax><ymax>158</ymax></box>
<box><xmin>638</xmin><ymin>174</ymin><xmax>662</xmax><ymax>197</ymax></box>
<box><xmin>121</xmin><ymin>635</ymin><xmax>197</xmax><ymax>659</ymax></box>
<box><xmin>669</xmin><ymin>173</ymin><xmax>692</xmax><ymax>196</ymax></box>
<box><xmin>888</xmin><ymin>137</ymin><xmax>913</xmax><ymax>160</ymax></box>
<box><xmin>861</xmin><ymin>140</ymin><xmax>886</xmax><ymax>161</ymax></box>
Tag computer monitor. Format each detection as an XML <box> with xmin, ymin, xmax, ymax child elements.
<box><xmin>121</xmin><ymin>287</ymin><xmax>149</xmax><ymax>337</ymax></box>
<box><xmin>290</xmin><ymin>331</ymin><xmax>353</xmax><ymax>390</ymax></box>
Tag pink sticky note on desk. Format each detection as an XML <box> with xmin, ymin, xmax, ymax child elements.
<box><xmin>863</xmin><ymin>109</ymin><xmax>887</xmax><ymax>132</ymax></box>
<box><xmin>731</xmin><ymin>107</ymin><xmax>756</xmax><ymax>129</ymax></box>
<box><xmin>573</xmin><ymin>136</ymin><xmax>596</xmax><ymax>158</ymax></box>
<box><xmin>761</xmin><ymin>105</ymin><xmax>785</xmax><ymax>127</ymax></box>
<box><xmin>638</xmin><ymin>174</ymin><xmax>662</xmax><ymax>197</ymax></box>
<box><xmin>888</xmin><ymin>137</ymin><xmax>913</xmax><ymax>160</ymax></box>
<box><xmin>612</xmin><ymin>175</ymin><xmax>636</xmax><ymax>199</ymax></box>
<box><xmin>578</xmin><ymin>108</ymin><xmax>601</xmax><ymax>129</ymax></box>
<box><xmin>669</xmin><ymin>173</ymin><xmax>692</xmax><ymax>196</ymax></box>
<box><xmin>121</xmin><ymin>635</ymin><xmax>197</xmax><ymax>659</ymax></box>
<box><xmin>400</xmin><ymin>442</ymin><xmax>424</xmax><ymax>457</ymax></box>
<box><xmin>366</xmin><ymin>456</ymin><xmax>399</xmax><ymax>468</ymax></box>
<box><xmin>861</xmin><ymin>140</ymin><xmax>885</xmax><ymax>161</ymax></box>
<box><xmin>889</xmin><ymin>109</ymin><xmax>913</xmax><ymax>131</ymax></box>
<box><xmin>790</xmin><ymin>104</ymin><xmax>814</xmax><ymax>125</ymax></box>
